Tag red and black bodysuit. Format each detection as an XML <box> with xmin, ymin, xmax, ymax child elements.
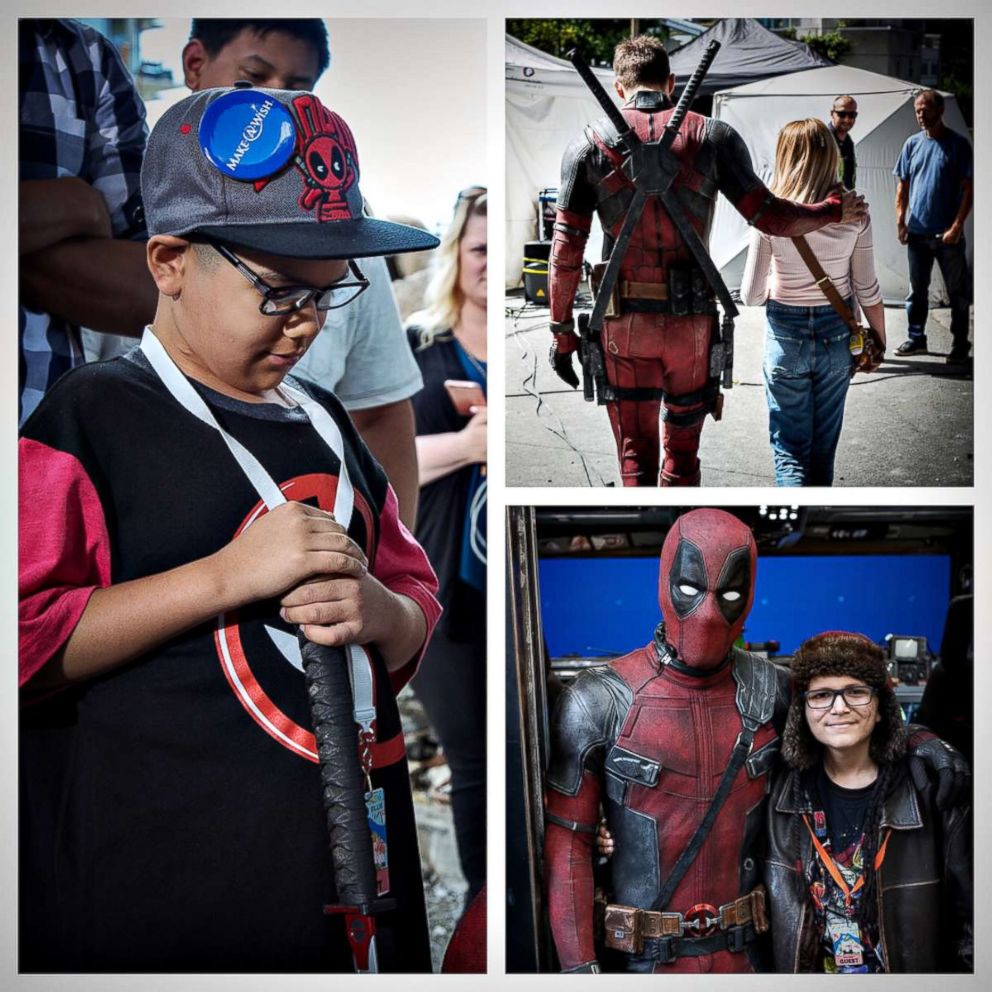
<box><xmin>548</xmin><ymin>92</ymin><xmax>845</xmax><ymax>486</ymax></box>
<box><xmin>543</xmin><ymin>509</ymin><xmax>788</xmax><ymax>972</ymax></box>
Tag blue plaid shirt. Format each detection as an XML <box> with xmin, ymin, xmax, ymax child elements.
<box><xmin>19</xmin><ymin>19</ymin><xmax>147</xmax><ymax>425</ymax></box>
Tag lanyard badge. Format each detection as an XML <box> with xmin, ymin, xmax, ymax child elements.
<box><xmin>829</xmin><ymin>917</ymin><xmax>867</xmax><ymax>971</ymax></box>
<box><xmin>365</xmin><ymin>787</ymin><xmax>390</xmax><ymax>896</ymax></box>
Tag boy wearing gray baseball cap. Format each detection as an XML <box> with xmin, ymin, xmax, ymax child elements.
<box><xmin>19</xmin><ymin>87</ymin><xmax>441</xmax><ymax>971</ymax></box>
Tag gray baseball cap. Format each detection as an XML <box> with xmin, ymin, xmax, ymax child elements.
<box><xmin>141</xmin><ymin>85</ymin><xmax>439</xmax><ymax>259</ymax></box>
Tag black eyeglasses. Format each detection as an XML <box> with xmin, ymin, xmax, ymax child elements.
<box><xmin>802</xmin><ymin>685</ymin><xmax>878</xmax><ymax>710</ymax></box>
<box><xmin>212</xmin><ymin>243</ymin><xmax>369</xmax><ymax>315</ymax></box>
<box><xmin>833</xmin><ymin>110</ymin><xmax>858</xmax><ymax>119</ymax></box>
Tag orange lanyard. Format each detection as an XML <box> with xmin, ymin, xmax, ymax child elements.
<box><xmin>803</xmin><ymin>814</ymin><xmax>891</xmax><ymax>908</ymax></box>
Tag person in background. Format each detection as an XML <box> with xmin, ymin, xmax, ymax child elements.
<box><xmin>828</xmin><ymin>95</ymin><xmax>858</xmax><ymax>190</ymax></box>
<box><xmin>406</xmin><ymin>189</ymin><xmax>488</xmax><ymax>908</ymax></box>
<box><xmin>740</xmin><ymin>119</ymin><xmax>885</xmax><ymax>486</ymax></box>
<box><xmin>893</xmin><ymin>88</ymin><xmax>973</xmax><ymax>363</ymax></box>
<box><xmin>81</xmin><ymin>18</ymin><xmax>423</xmax><ymax>527</ymax></box>
<box><xmin>766</xmin><ymin>631</ymin><xmax>972</xmax><ymax>973</ymax></box>
<box><xmin>19</xmin><ymin>18</ymin><xmax>155</xmax><ymax>425</ymax></box>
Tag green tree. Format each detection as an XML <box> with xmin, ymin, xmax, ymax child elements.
<box><xmin>799</xmin><ymin>30</ymin><xmax>851</xmax><ymax>63</ymax></box>
<box><xmin>779</xmin><ymin>25</ymin><xmax>850</xmax><ymax>63</ymax></box>
<box><xmin>507</xmin><ymin>19</ymin><xmax>672</xmax><ymax>66</ymax></box>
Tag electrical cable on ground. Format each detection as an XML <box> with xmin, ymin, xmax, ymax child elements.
<box><xmin>506</xmin><ymin>298</ymin><xmax>611</xmax><ymax>487</ymax></box>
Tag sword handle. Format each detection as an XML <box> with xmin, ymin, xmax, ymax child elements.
<box><xmin>566</xmin><ymin>48</ymin><xmax>632</xmax><ymax>145</ymax></box>
<box><xmin>301</xmin><ymin>637</ymin><xmax>379</xmax><ymax>910</ymax></box>
<box><xmin>666</xmin><ymin>39</ymin><xmax>720</xmax><ymax>138</ymax></box>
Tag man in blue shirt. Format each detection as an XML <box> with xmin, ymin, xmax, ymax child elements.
<box><xmin>893</xmin><ymin>89</ymin><xmax>973</xmax><ymax>362</ymax></box>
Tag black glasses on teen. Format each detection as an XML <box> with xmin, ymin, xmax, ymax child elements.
<box><xmin>212</xmin><ymin>243</ymin><xmax>370</xmax><ymax>315</ymax></box>
<box><xmin>802</xmin><ymin>685</ymin><xmax>878</xmax><ymax>709</ymax></box>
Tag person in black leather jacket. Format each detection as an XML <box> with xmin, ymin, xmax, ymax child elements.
<box><xmin>765</xmin><ymin>631</ymin><xmax>972</xmax><ymax>973</ymax></box>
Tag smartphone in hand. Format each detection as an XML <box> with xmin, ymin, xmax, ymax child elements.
<box><xmin>444</xmin><ymin>379</ymin><xmax>486</xmax><ymax>416</ymax></box>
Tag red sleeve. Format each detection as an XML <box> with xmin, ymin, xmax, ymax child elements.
<box><xmin>19</xmin><ymin>438</ymin><xmax>111</xmax><ymax>687</ymax></box>
<box><xmin>549</xmin><ymin>208</ymin><xmax>592</xmax><ymax>324</ymax></box>
<box><xmin>371</xmin><ymin>484</ymin><xmax>441</xmax><ymax>694</ymax></box>
<box><xmin>544</xmin><ymin>772</ymin><xmax>602</xmax><ymax>971</ymax></box>
<box><xmin>735</xmin><ymin>185</ymin><xmax>844</xmax><ymax>238</ymax></box>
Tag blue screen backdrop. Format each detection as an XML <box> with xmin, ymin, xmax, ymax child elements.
<box><xmin>539</xmin><ymin>554</ymin><xmax>950</xmax><ymax>658</ymax></box>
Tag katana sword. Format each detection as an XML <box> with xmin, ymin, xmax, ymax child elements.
<box><xmin>300</xmin><ymin>637</ymin><xmax>394</xmax><ymax>973</ymax></box>
<box><xmin>568</xmin><ymin>41</ymin><xmax>739</xmax><ymax>388</ymax></box>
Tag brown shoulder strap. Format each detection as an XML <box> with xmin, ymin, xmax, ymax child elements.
<box><xmin>790</xmin><ymin>235</ymin><xmax>858</xmax><ymax>333</ymax></box>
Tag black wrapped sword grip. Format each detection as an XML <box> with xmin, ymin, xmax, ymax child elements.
<box><xmin>666</xmin><ymin>39</ymin><xmax>720</xmax><ymax>137</ymax></box>
<box><xmin>300</xmin><ymin>637</ymin><xmax>378</xmax><ymax>912</ymax></box>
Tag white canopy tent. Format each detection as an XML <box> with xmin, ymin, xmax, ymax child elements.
<box><xmin>506</xmin><ymin>35</ymin><xmax>615</xmax><ymax>287</ymax></box>
<box><xmin>710</xmin><ymin>64</ymin><xmax>972</xmax><ymax>304</ymax></box>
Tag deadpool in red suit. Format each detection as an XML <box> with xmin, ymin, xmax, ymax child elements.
<box><xmin>542</xmin><ymin>508</ymin><xmax>969</xmax><ymax>973</ymax></box>
<box><xmin>548</xmin><ymin>36</ymin><xmax>867</xmax><ymax>486</ymax></box>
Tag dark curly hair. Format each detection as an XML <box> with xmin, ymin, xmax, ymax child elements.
<box><xmin>782</xmin><ymin>631</ymin><xmax>907</xmax><ymax>770</ymax></box>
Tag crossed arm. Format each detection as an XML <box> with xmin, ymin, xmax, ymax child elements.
<box><xmin>20</xmin><ymin>178</ymin><xmax>156</xmax><ymax>335</ymax></box>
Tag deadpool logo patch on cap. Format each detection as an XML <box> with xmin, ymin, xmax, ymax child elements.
<box><xmin>289</xmin><ymin>94</ymin><xmax>360</xmax><ymax>223</ymax></box>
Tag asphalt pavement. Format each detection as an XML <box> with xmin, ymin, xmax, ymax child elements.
<box><xmin>505</xmin><ymin>290</ymin><xmax>973</xmax><ymax>488</ymax></box>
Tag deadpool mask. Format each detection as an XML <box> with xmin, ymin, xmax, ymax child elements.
<box><xmin>657</xmin><ymin>509</ymin><xmax>757</xmax><ymax>670</ymax></box>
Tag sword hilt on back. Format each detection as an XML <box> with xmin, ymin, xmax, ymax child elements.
<box><xmin>566</xmin><ymin>48</ymin><xmax>633</xmax><ymax>147</ymax></box>
<box><xmin>665</xmin><ymin>39</ymin><xmax>720</xmax><ymax>138</ymax></box>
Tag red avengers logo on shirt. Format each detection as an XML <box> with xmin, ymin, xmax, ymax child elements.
<box><xmin>214</xmin><ymin>472</ymin><xmax>376</xmax><ymax>760</ymax></box>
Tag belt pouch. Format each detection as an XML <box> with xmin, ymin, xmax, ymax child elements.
<box><xmin>590</xmin><ymin>261</ymin><xmax>620</xmax><ymax>318</ymax></box>
<box><xmin>604</xmin><ymin>904</ymin><xmax>643</xmax><ymax>955</ymax></box>
<box><xmin>690</xmin><ymin>267</ymin><xmax>712</xmax><ymax>314</ymax></box>
<box><xmin>669</xmin><ymin>266</ymin><xmax>690</xmax><ymax>316</ymax></box>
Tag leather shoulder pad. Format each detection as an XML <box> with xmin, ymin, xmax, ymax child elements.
<box><xmin>588</xmin><ymin>113</ymin><xmax>622</xmax><ymax>150</ymax></box>
<box><xmin>732</xmin><ymin>649</ymin><xmax>783</xmax><ymax>731</ymax></box>
<box><xmin>546</xmin><ymin>666</ymin><xmax>632</xmax><ymax>796</ymax></box>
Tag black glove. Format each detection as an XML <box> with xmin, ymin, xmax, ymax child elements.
<box><xmin>907</xmin><ymin>735</ymin><xmax>971</xmax><ymax>810</ymax></box>
<box><xmin>550</xmin><ymin>344</ymin><xmax>580</xmax><ymax>389</ymax></box>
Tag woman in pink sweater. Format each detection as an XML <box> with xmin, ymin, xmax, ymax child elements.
<box><xmin>740</xmin><ymin>119</ymin><xmax>886</xmax><ymax>486</ymax></box>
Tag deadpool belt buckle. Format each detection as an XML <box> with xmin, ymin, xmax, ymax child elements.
<box><xmin>683</xmin><ymin>903</ymin><xmax>719</xmax><ymax>937</ymax></box>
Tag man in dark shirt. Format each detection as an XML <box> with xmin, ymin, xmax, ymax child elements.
<box><xmin>829</xmin><ymin>95</ymin><xmax>858</xmax><ymax>190</ymax></box>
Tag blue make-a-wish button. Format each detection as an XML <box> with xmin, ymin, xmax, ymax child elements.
<box><xmin>199</xmin><ymin>89</ymin><xmax>297</xmax><ymax>181</ymax></box>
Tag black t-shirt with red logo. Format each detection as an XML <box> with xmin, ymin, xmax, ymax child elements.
<box><xmin>19</xmin><ymin>351</ymin><xmax>440</xmax><ymax>972</ymax></box>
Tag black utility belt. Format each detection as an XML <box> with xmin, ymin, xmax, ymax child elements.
<box><xmin>638</xmin><ymin>922</ymin><xmax>758</xmax><ymax>963</ymax></box>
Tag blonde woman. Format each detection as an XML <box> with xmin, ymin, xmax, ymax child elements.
<box><xmin>740</xmin><ymin>119</ymin><xmax>886</xmax><ymax>486</ymax></box>
<box><xmin>405</xmin><ymin>189</ymin><xmax>487</xmax><ymax>907</ymax></box>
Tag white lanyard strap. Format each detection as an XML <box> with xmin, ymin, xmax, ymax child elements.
<box><xmin>278</xmin><ymin>380</ymin><xmax>354</xmax><ymax>528</ymax></box>
<box><xmin>139</xmin><ymin>328</ymin><xmax>373</xmax><ymax>729</ymax></box>
<box><xmin>141</xmin><ymin>329</ymin><xmax>288</xmax><ymax>511</ymax></box>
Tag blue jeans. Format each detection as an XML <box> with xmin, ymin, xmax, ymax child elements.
<box><xmin>764</xmin><ymin>300</ymin><xmax>853</xmax><ymax>486</ymax></box>
<box><xmin>906</xmin><ymin>233</ymin><xmax>971</xmax><ymax>349</ymax></box>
